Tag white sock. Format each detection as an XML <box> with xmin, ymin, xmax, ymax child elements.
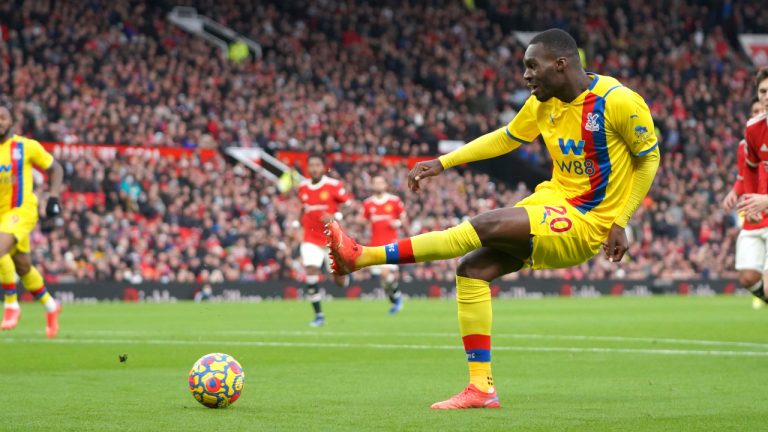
<box><xmin>43</xmin><ymin>297</ymin><xmax>57</xmax><ymax>313</ymax></box>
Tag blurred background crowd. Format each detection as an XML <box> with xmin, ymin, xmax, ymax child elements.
<box><xmin>2</xmin><ymin>0</ymin><xmax>768</xmax><ymax>283</ymax></box>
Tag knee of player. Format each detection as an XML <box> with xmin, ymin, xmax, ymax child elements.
<box><xmin>470</xmin><ymin>208</ymin><xmax>530</xmax><ymax>244</ymax></box>
<box><xmin>12</xmin><ymin>257</ymin><xmax>31</xmax><ymax>276</ymax></box>
<box><xmin>0</xmin><ymin>234</ymin><xmax>16</xmax><ymax>257</ymax></box>
<box><xmin>738</xmin><ymin>271</ymin><xmax>762</xmax><ymax>289</ymax></box>
<box><xmin>456</xmin><ymin>257</ymin><xmax>495</xmax><ymax>281</ymax></box>
<box><xmin>469</xmin><ymin>215</ymin><xmax>500</xmax><ymax>242</ymax></box>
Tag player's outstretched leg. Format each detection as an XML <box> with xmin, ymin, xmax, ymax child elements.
<box><xmin>431</xmin><ymin>248</ymin><xmax>524</xmax><ymax>410</ymax></box>
<box><xmin>326</xmin><ymin>207</ymin><xmax>532</xmax><ymax>276</ymax></box>
<box><xmin>18</xmin><ymin>264</ymin><xmax>60</xmax><ymax>338</ymax></box>
<box><xmin>326</xmin><ymin>220</ymin><xmax>483</xmax><ymax>275</ymax></box>
<box><xmin>1</xmin><ymin>254</ymin><xmax>20</xmax><ymax>330</ymax></box>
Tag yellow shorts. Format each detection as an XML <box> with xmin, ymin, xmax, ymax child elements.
<box><xmin>514</xmin><ymin>183</ymin><xmax>608</xmax><ymax>270</ymax></box>
<box><xmin>0</xmin><ymin>207</ymin><xmax>38</xmax><ymax>254</ymax></box>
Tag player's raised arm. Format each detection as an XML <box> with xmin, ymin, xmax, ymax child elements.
<box><xmin>408</xmin><ymin>97</ymin><xmax>540</xmax><ymax>192</ymax></box>
<box><xmin>407</xmin><ymin>159</ymin><xmax>444</xmax><ymax>192</ymax></box>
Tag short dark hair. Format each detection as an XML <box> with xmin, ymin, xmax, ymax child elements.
<box><xmin>756</xmin><ymin>68</ymin><xmax>768</xmax><ymax>89</ymax></box>
<box><xmin>529</xmin><ymin>28</ymin><xmax>579</xmax><ymax>58</ymax></box>
<box><xmin>751</xmin><ymin>96</ymin><xmax>760</xmax><ymax>106</ymax></box>
<box><xmin>307</xmin><ymin>153</ymin><xmax>324</xmax><ymax>163</ymax></box>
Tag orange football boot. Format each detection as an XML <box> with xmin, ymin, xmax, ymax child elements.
<box><xmin>430</xmin><ymin>384</ymin><xmax>501</xmax><ymax>410</ymax></box>
<box><xmin>1</xmin><ymin>307</ymin><xmax>20</xmax><ymax>330</ymax></box>
<box><xmin>325</xmin><ymin>220</ymin><xmax>362</xmax><ymax>275</ymax></box>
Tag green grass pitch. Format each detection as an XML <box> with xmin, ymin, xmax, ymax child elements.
<box><xmin>1</xmin><ymin>295</ymin><xmax>767</xmax><ymax>431</ymax></box>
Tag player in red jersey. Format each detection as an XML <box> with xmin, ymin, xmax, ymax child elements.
<box><xmin>739</xmin><ymin>68</ymin><xmax>768</xmax><ymax>218</ymax></box>
<box><xmin>362</xmin><ymin>176</ymin><xmax>406</xmax><ymax>314</ymax></box>
<box><xmin>297</xmin><ymin>154</ymin><xmax>351</xmax><ymax>326</ymax></box>
<box><xmin>723</xmin><ymin>97</ymin><xmax>768</xmax><ymax>308</ymax></box>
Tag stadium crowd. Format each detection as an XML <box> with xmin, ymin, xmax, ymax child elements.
<box><xmin>3</xmin><ymin>0</ymin><xmax>768</xmax><ymax>283</ymax></box>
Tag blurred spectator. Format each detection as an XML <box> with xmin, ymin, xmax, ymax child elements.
<box><xmin>4</xmin><ymin>0</ymin><xmax>768</xmax><ymax>282</ymax></box>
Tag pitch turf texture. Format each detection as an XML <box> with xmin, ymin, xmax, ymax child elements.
<box><xmin>1</xmin><ymin>296</ymin><xmax>766</xmax><ymax>431</ymax></box>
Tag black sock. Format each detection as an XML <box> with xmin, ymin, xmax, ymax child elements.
<box><xmin>312</xmin><ymin>301</ymin><xmax>323</xmax><ymax>315</ymax></box>
<box><xmin>388</xmin><ymin>288</ymin><xmax>401</xmax><ymax>304</ymax></box>
<box><xmin>747</xmin><ymin>281</ymin><xmax>768</xmax><ymax>303</ymax></box>
<box><xmin>307</xmin><ymin>282</ymin><xmax>323</xmax><ymax>315</ymax></box>
<box><xmin>384</xmin><ymin>278</ymin><xmax>401</xmax><ymax>304</ymax></box>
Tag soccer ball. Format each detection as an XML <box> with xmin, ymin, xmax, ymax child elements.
<box><xmin>188</xmin><ymin>353</ymin><xmax>245</xmax><ymax>408</ymax></box>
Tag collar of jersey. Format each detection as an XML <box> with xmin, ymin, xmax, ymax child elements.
<box><xmin>305</xmin><ymin>175</ymin><xmax>330</xmax><ymax>190</ymax></box>
<box><xmin>369</xmin><ymin>193</ymin><xmax>393</xmax><ymax>205</ymax></box>
<box><xmin>0</xmin><ymin>134</ymin><xmax>17</xmax><ymax>146</ymax></box>
<box><xmin>557</xmin><ymin>73</ymin><xmax>597</xmax><ymax>107</ymax></box>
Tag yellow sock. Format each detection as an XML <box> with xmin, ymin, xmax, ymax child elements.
<box><xmin>21</xmin><ymin>266</ymin><xmax>57</xmax><ymax>312</ymax></box>
<box><xmin>469</xmin><ymin>362</ymin><xmax>494</xmax><ymax>392</ymax></box>
<box><xmin>457</xmin><ymin>276</ymin><xmax>494</xmax><ymax>392</ymax></box>
<box><xmin>0</xmin><ymin>255</ymin><xmax>18</xmax><ymax>307</ymax></box>
<box><xmin>357</xmin><ymin>221</ymin><xmax>482</xmax><ymax>268</ymax></box>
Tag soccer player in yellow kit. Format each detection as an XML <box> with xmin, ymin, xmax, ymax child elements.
<box><xmin>0</xmin><ymin>104</ymin><xmax>64</xmax><ymax>338</ymax></box>
<box><xmin>327</xmin><ymin>29</ymin><xmax>660</xmax><ymax>409</ymax></box>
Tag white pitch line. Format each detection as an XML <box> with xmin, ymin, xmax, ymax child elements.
<box><xmin>3</xmin><ymin>337</ymin><xmax>768</xmax><ymax>357</ymax></box>
<box><xmin>48</xmin><ymin>329</ymin><xmax>768</xmax><ymax>350</ymax></box>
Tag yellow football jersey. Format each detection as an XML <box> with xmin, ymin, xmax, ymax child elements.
<box><xmin>506</xmin><ymin>73</ymin><xmax>658</xmax><ymax>227</ymax></box>
<box><xmin>0</xmin><ymin>134</ymin><xmax>54</xmax><ymax>214</ymax></box>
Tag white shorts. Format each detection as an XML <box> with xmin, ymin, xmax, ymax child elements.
<box><xmin>735</xmin><ymin>228</ymin><xmax>768</xmax><ymax>272</ymax></box>
<box><xmin>370</xmin><ymin>264</ymin><xmax>399</xmax><ymax>275</ymax></box>
<box><xmin>300</xmin><ymin>242</ymin><xmax>330</xmax><ymax>272</ymax></box>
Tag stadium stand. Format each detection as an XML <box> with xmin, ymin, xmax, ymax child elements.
<box><xmin>2</xmin><ymin>0</ymin><xmax>768</xmax><ymax>282</ymax></box>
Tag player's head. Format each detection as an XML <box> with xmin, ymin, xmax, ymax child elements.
<box><xmin>750</xmin><ymin>96</ymin><xmax>764</xmax><ymax>118</ymax></box>
<box><xmin>524</xmin><ymin>29</ymin><xmax>582</xmax><ymax>102</ymax></box>
<box><xmin>0</xmin><ymin>103</ymin><xmax>13</xmax><ymax>138</ymax></box>
<box><xmin>372</xmin><ymin>175</ymin><xmax>387</xmax><ymax>194</ymax></box>
<box><xmin>756</xmin><ymin>68</ymin><xmax>768</xmax><ymax>112</ymax></box>
<box><xmin>307</xmin><ymin>154</ymin><xmax>326</xmax><ymax>182</ymax></box>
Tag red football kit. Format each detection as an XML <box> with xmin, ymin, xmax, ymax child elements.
<box><xmin>734</xmin><ymin>139</ymin><xmax>768</xmax><ymax>229</ymax></box>
<box><xmin>362</xmin><ymin>193</ymin><xmax>405</xmax><ymax>246</ymax></box>
<box><xmin>298</xmin><ymin>176</ymin><xmax>350</xmax><ymax>246</ymax></box>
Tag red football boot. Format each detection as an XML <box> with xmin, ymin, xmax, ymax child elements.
<box><xmin>430</xmin><ymin>384</ymin><xmax>501</xmax><ymax>410</ymax></box>
<box><xmin>325</xmin><ymin>220</ymin><xmax>362</xmax><ymax>275</ymax></box>
<box><xmin>1</xmin><ymin>307</ymin><xmax>20</xmax><ymax>330</ymax></box>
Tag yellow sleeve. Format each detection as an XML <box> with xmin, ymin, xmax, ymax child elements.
<box><xmin>614</xmin><ymin>147</ymin><xmax>659</xmax><ymax>227</ymax></box>
<box><xmin>505</xmin><ymin>96</ymin><xmax>540</xmax><ymax>144</ymax></box>
<box><xmin>25</xmin><ymin>139</ymin><xmax>54</xmax><ymax>170</ymax></box>
<box><xmin>438</xmin><ymin>127</ymin><xmax>520</xmax><ymax>169</ymax></box>
<box><xmin>606</xmin><ymin>88</ymin><xmax>660</xmax><ymax>227</ymax></box>
<box><xmin>438</xmin><ymin>96</ymin><xmax>540</xmax><ymax>169</ymax></box>
<box><xmin>610</xmin><ymin>88</ymin><xmax>658</xmax><ymax>157</ymax></box>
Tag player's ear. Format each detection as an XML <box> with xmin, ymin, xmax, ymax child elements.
<box><xmin>555</xmin><ymin>56</ymin><xmax>568</xmax><ymax>72</ymax></box>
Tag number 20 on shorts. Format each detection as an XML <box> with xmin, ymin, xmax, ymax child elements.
<box><xmin>544</xmin><ymin>206</ymin><xmax>573</xmax><ymax>233</ymax></box>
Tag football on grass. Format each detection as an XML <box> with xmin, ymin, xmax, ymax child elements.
<box><xmin>188</xmin><ymin>353</ymin><xmax>245</xmax><ymax>408</ymax></box>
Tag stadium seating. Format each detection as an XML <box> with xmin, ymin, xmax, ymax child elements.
<box><xmin>3</xmin><ymin>0</ymin><xmax>768</xmax><ymax>282</ymax></box>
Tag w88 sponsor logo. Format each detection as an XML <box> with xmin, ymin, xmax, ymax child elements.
<box><xmin>555</xmin><ymin>159</ymin><xmax>596</xmax><ymax>175</ymax></box>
